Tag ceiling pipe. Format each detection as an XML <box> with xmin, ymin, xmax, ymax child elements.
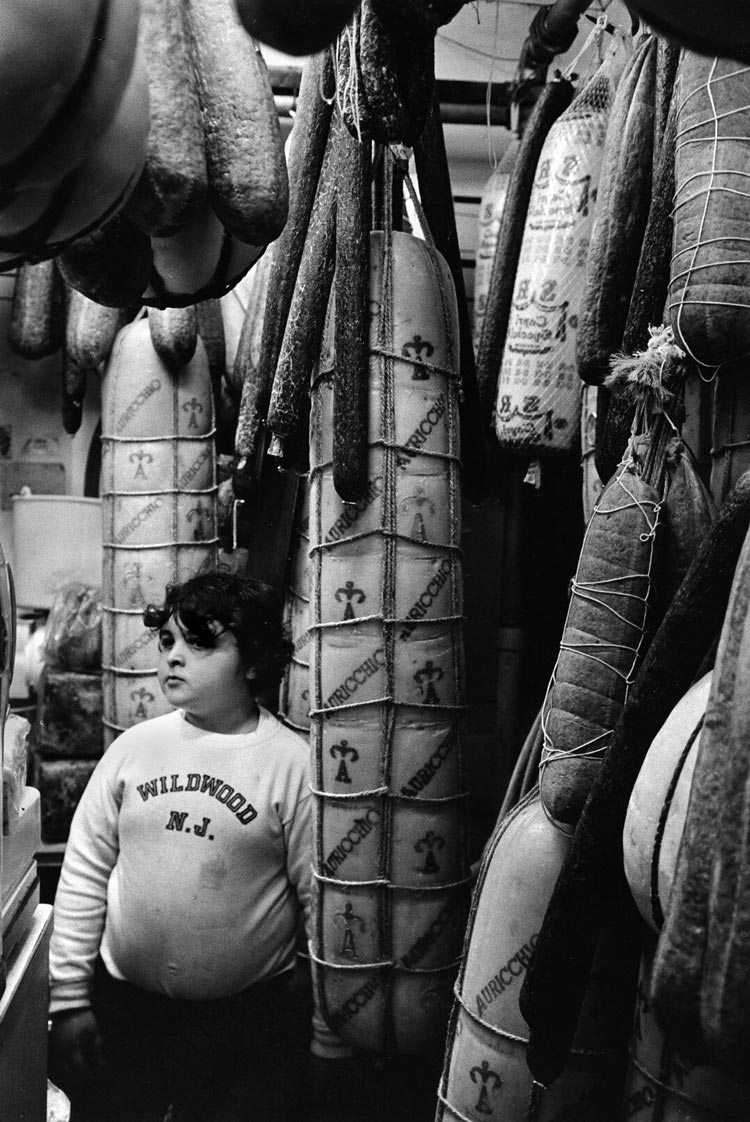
<box><xmin>271</xmin><ymin>75</ymin><xmax>543</xmax><ymax>130</ymax></box>
<box><xmin>519</xmin><ymin>0</ymin><xmax>596</xmax><ymax>71</ymax></box>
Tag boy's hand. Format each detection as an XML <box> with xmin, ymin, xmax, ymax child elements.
<box><xmin>49</xmin><ymin>1008</ymin><xmax>105</xmax><ymax>1091</ymax></box>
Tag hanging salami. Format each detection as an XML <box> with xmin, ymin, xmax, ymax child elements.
<box><xmin>494</xmin><ymin>45</ymin><xmax>626</xmax><ymax>455</ymax></box>
<box><xmin>670</xmin><ymin>54</ymin><xmax>750</xmax><ymax>368</ymax></box>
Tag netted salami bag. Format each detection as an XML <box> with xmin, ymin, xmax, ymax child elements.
<box><xmin>494</xmin><ymin>44</ymin><xmax>627</xmax><ymax>455</ymax></box>
<box><xmin>670</xmin><ymin>55</ymin><xmax>750</xmax><ymax>368</ymax></box>
<box><xmin>472</xmin><ymin>136</ymin><xmax>520</xmax><ymax>354</ymax></box>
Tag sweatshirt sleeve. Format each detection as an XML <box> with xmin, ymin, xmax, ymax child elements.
<box><xmin>282</xmin><ymin>758</ymin><xmax>355</xmax><ymax>1060</ymax></box>
<box><xmin>48</xmin><ymin>747</ymin><xmax>123</xmax><ymax>1015</ymax></box>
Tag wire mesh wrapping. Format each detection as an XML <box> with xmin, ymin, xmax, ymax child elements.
<box><xmin>308</xmin><ymin>228</ymin><xmax>471</xmax><ymax>1053</ymax></box>
<box><xmin>101</xmin><ymin>316</ymin><xmax>218</xmax><ymax>746</ymax></box>
<box><xmin>493</xmin><ymin>46</ymin><xmax>625</xmax><ymax>455</ymax></box>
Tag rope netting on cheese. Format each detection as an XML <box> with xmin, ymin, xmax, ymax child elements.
<box><xmin>278</xmin><ymin>476</ymin><xmax>312</xmax><ymax>735</ymax></box>
<box><xmin>622</xmin><ymin>941</ymin><xmax>750</xmax><ymax>1121</ymax></box>
<box><xmin>308</xmin><ymin>227</ymin><xmax>471</xmax><ymax>1054</ymax></box>
<box><xmin>670</xmin><ymin>56</ymin><xmax>750</xmax><ymax>371</ymax></box>
<box><xmin>436</xmin><ymin>792</ymin><xmax>631</xmax><ymax>1122</ymax></box>
<box><xmin>494</xmin><ymin>45</ymin><xmax>626</xmax><ymax>456</ymax></box>
<box><xmin>101</xmin><ymin>316</ymin><xmax>218</xmax><ymax>747</ymax></box>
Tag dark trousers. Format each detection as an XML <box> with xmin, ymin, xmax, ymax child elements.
<box><xmin>66</xmin><ymin>959</ymin><xmax>301</xmax><ymax>1122</ymax></box>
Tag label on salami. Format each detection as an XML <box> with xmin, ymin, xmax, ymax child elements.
<box><xmin>103</xmin><ymin>491</ymin><xmax>215</xmax><ymax>547</ymax></box>
<box><xmin>101</xmin><ymin>436</ymin><xmax>214</xmax><ymax>495</ymax></box>
<box><xmin>473</xmin><ymin>160</ymin><xmax>514</xmax><ymax>351</ymax></box>
<box><xmin>102</xmin><ymin>325</ymin><xmax>213</xmax><ymax>440</ymax></box>
<box><xmin>102</xmin><ymin>669</ymin><xmax>173</xmax><ymax>735</ymax></box>
<box><xmin>104</xmin><ymin>544</ymin><xmax>216</xmax><ymax>611</ymax></box>
<box><xmin>495</xmin><ymin>84</ymin><xmax>611</xmax><ymax>455</ymax></box>
<box><xmin>316</xmin><ymin>711</ymin><xmax>384</xmax><ymax>793</ymax></box>
<box><xmin>390</xmin><ymin>801</ymin><xmax>464</xmax><ymax>885</ymax></box>
<box><xmin>317</xmin><ymin>796</ymin><xmax>382</xmax><ymax>882</ymax></box>
<box><xmin>317</xmin><ymin>882</ymin><xmax>382</xmax><ymax>966</ymax></box>
<box><xmin>103</xmin><ymin>610</ymin><xmax>160</xmax><ymax>672</ymax></box>
<box><xmin>441</xmin><ymin>1007</ymin><xmax>621</xmax><ymax>1122</ymax></box>
<box><xmin>309</xmin><ymin>230</ymin><xmax>467</xmax><ymax>1053</ymax></box>
<box><xmin>390</xmin><ymin>716</ymin><xmax>461</xmax><ymax>800</ymax></box>
<box><xmin>393</xmin><ymin>625</ymin><xmax>461</xmax><ymax>709</ymax></box>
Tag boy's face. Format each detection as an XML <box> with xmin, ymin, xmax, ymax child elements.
<box><xmin>156</xmin><ymin>613</ymin><xmax>255</xmax><ymax>726</ymax></box>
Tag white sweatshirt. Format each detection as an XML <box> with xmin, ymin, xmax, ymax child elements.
<box><xmin>49</xmin><ymin>707</ymin><xmax>349</xmax><ymax>1057</ymax></box>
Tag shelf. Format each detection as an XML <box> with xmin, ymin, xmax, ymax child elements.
<box><xmin>0</xmin><ymin>905</ymin><xmax>53</xmax><ymax>1122</ymax></box>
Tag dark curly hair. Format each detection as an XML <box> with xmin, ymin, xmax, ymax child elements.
<box><xmin>142</xmin><ymin>570</ymin><xmax>293</xmax><ymax>696</ymax></box>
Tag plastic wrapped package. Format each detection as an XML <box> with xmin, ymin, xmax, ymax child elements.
<box><xmin>43</xmin><ymin>582</ymin><xmax>103</xmax><ymax>672</ymax></box>
<box><xmin>2</xmin><ymin>712</ymin><xmax>31</xmax><ymax>832</ymax></box>
<box><xmin>47</xmin><ymin>1082</ymin><xmax>71</xmax><ymax>1122</ymax></box>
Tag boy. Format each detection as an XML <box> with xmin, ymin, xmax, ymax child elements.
<box><xmin>48</xmin><ymin>569</ymin><xmax>350</xmax><ymax>1121</ymax></box>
